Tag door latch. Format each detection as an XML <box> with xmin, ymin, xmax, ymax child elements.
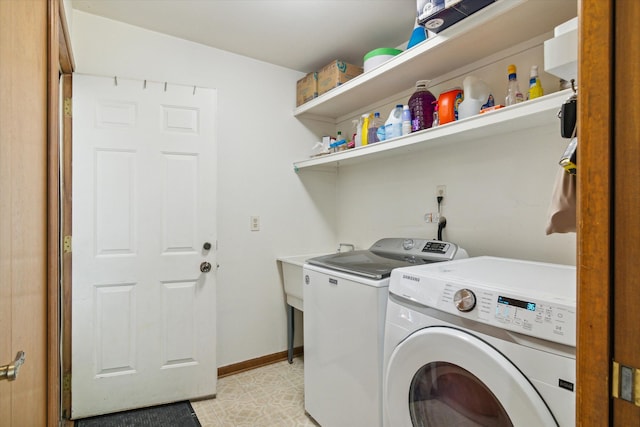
<box><xmin>612</xmin><ymin>360</ymin><xmax>640</xmax><ymax>406</ymax></box>
<box><xmin>0</xmin><ymin>351</ymin><xmax>26</xmax><ymax>381</ymax></box>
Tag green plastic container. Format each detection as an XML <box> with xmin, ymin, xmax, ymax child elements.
<box><xmin>363</xmin><ymin>48</ymin><xmax>403</xmax><ymax>73</ymax></box>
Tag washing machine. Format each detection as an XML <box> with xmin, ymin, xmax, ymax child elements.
<box><xmin>383</xmin><ymin>256</ymin><xmax>576</xmax><ymax>427</ymax></box>
<box><xmin>303</xmin><ymin>238</ymin><xmax>467</xmax><ymax>427</ymax></box>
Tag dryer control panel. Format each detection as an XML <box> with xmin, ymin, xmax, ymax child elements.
<box><xmin>438</xmin><ymin>283</ymin><xmax>576</xmax><ymax>347</ymax></box>
<box><xmin>388</xmin><ymin>256</ymin><xmax>577</xmax><ymax>347</ymax></box>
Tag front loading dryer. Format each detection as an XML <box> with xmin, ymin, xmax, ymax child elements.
<box><xmin>383</xmin><ymin>256</ymin><xmax>576</xmax><ymax>427</ymax></box>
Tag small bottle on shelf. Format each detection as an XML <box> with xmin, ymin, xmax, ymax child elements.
<box><xmin>402</xmin><ymin>105</ymin><xmax>412</xmax><ymax>136</ymax></box>
<box><xmin>362</xmin><ymin>114</ymin><xmax>370</xmax><ymax>146</ymax></box>
<box><xmin>367</xmin><ymin>112</ymin><xmax>383</xmax><ymax>144</ymax></box>
<box><xmin>355</xmin><ymin>116</ymin><xmax>363</xmax><ymax>147</ymax></box>
<box><xmin>505</xmin><ymin>64</ymin><xmax>524</xmax><ymax>106</ymax></box>
<box><xmin>432</xmin><ymin>101</ymin><xmax>439</xmax><ymax>127</ymax></box>
<box><xmin>527</xmin><ymin>65</ymin><xmax>544</xmax><ymax>100</ymax></box>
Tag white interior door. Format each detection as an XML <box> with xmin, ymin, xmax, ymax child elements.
<box><xmin>71</xmin><ymin>74</ymin><xmax>217</xmax><ymax>419</ymax></box>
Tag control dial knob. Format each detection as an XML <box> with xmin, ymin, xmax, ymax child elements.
<box><xmin>402</xmin><ymin>239</ymin><xmax>415</xmax><ymax>250</ymax></box>
<box><xmin>453</xmin><ymin>288</ymin><xmax>476</xmax><ymax>312</ymax></box>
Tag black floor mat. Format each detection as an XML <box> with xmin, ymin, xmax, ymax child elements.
<box><xmin>75</xmin><ymin>401</ymin><xmax>201</xmax><ymax>427</ymax></box>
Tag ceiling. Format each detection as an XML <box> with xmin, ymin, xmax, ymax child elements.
<box><xmin>71</xmin><ymin>0</ymin><xmax>418</xmax><ymax>73</ymax></box>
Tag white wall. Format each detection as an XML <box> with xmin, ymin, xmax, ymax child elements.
<box><xmin>328</xmin><ymin>37</ymin><xmax>576</xmax><ymax>265</ymax></box>
<box><xmin>70</xmin><ymin>10</ymin><xmax>576</xmax><ymax>369</ymax></box>
<box><xmin>70</xmin><ymin>10</ymin><xmax>337</xmax><ymax>367</ymax></box>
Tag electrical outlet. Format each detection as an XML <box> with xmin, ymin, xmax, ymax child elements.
<box><xmin>250</xmin><ymin>216</ymin><xmax>260</xmax><ymax>231</ymax></box>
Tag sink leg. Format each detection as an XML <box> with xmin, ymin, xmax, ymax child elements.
<box><xmin>287</xmin><ymin>304</ymin><xmax>294</xmax><ymax>364</ymax></box>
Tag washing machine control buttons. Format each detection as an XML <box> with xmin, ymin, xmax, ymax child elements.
<box><xmin>402</xmin><ymin>239</ymin><xmax>415</xmax><ymax>250</ymax></box>
<box><xmin>454</xmin><ymin>288</ymin><xmax>476</xmax><ymax>312</ymax></box>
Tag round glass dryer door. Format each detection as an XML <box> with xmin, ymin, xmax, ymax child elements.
<box><xmin>385</xmin><ymin>327</ymin><xmax>558</xmax><ymax>427</ymax></box>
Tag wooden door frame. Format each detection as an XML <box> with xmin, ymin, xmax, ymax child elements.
<box><xmin>48</xmin><ymin>0</ymin><xmax>75</xmax><ymax>424</ymax></box>
<box><xmin>577</xmin><ymin>0</ymin><xmax>612</xmax><ymax>425</ymax></box>
<box><xmin>578</xmin><ymin>0</ymin><xmax>640</xmax><ymax>424</ymax></box>
<box><xmin>612</xmin><ymin>0</ymin><xmax>640</xmax><ymax>424</ymax></box>
<box><xmin>46</xmin><ymin>1</ymin><xmax>634</xmax><ymax>425</ymax></box>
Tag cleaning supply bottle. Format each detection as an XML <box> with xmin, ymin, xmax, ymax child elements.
<box><xmin>376</xmin><ymin>120</ymin><xmax>386</xmax><ymax>142</ymax></box>
<box><xmin>408</xmin><ymin>80</ymin><xmax>437</xmax><ymax>131</ymax></box>
<box><xmin>527</xmin><ymin>65</ymin><xmax>544</xmax><ymax>100</ymax></box>
<box><xmin>384</xmin><ymin>105</ymin><xmax>403</xmax><ymax>140</ymax></box>
<box><xmin>355</xmin><ymin>116</ymin><xmax>364</xmax><ymax>147</ymax></box>
<box><xmin>505</xmin><ymin>64</ymin><xmax>524</xmax><ymax>106</ymax></box>
<box><xmin>458</xmin><ymin>75</ymin><xmax>491</xmax><ymax>120</ymax></box>
<box><xmin>407</xmin><ymin>19</ymin><xmax>427</xmax><ymax>49</ymax></box>
<box><xmin>432</xmin><ymin>101</ymin><xmax>439</xmax><ymax>127</ymax></box>
<box><xmin>361</xmin><ymin>114</ymin><xmax>370</xmax><ymax>146</ymax></box>
<box><xmin>367</xmin><ymin>112</ymin><xmax>383</xmax><ymax>144</ymax></box>
<box><xmin>348</xmin><ymin>119</ymin><xmax>358</xmax><ymax>149</ymax></box>
<box><xmin>402</xmin><ymin>105</ymin><xmax>412</xmax><ymax>136</ymax></box>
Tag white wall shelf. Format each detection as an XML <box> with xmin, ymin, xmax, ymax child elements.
<box><xmin>293</xmin><ymin>0</ymin><xmax>577</xmax><ymax>122</ymax></box>
<box><xmin>294</xmin><ymin>89</ymin><xmax>572</xmax><ymax>172</ymax></box>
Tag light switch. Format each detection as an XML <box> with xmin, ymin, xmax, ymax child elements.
<box><xmin>250</xmin><ymin>216</ymin><xmax>260</xmax><ymax>231</ymax></box>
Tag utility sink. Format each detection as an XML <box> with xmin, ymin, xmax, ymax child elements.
<box><xmin>277</xmin><ymin>254</ymin><xmax>326</xmax><ymax>311</ymax></box>
<box><xmin>277</xmin><ymin>253</ymin><xmax>328</xmax><ymax>363</ymax></box>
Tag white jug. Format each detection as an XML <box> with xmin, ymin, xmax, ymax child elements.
<box><xmin>458</xmin><ymin>76</ymin><xmax>491</xmax><ymax>120</ymax></box>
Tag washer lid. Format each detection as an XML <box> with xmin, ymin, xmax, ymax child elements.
<box><xmin>307</xmin><ymin>250</ymin><xmax>419</xmax><ymax>280</ymax></box>
<box><xmin>306</xmin><ymin>238</ymin><xmax>465</xmax><ymax>280</ymax></box>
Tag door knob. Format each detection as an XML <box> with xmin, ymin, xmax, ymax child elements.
<box><xmin>0</xmin><ymin>351</ymin><xmax>26</xmax><ymax>381</ymax></box>
<box><xmin>200</xmin><ymin>261</ymin><xmax>212</xmax><ymax>273</ymax></box>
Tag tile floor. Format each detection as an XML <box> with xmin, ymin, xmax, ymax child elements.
<box><xmin>191</xmin><ymin>357</ymin><xmax>318</xmax><ymax>427</ymax></box>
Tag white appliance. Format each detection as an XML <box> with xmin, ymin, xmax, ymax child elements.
<box><xmin>303</xmin><ymin>238</ymin><xmax>467</xmax><ymax>427</ymax></box>
<box><xmin>383</xmin><ymin>256</ymin><xmax>576</xmax><ymax>427</ymax></box>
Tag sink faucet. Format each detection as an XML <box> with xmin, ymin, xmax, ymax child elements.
<box><xmin>338</xmin><ymin>243</ymin><xmax>355</xmax><ymax>253</ymax></box>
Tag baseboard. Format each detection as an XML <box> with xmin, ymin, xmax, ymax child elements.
<box><xmin>217</xmin><ymin>346</ymin><xmax>304</xmax><ymax>378</ymax></box>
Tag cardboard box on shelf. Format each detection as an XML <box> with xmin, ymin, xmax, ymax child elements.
<box><xmin>296</xmin><ymin>72</ymin><xmax>318</xmax><ymax>107</ymax></box>
<box><xmin>317</xmin><ymin>60</ymin><xmax>363</xmax><ymax>97</ymax></box>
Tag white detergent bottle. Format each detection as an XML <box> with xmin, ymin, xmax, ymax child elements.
<box><xmin>458</xmin><ymin>75</ymin><xmax>491</xmax><ymax>120</ymax></box>
<box><xmin>384</xmin><ymin>105</ymin><xmax>403</xmax><ymax>140</ymax></box>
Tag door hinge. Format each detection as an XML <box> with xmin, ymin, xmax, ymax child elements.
<box><xmin>63</xmin><ymin>98</ymin><xmax>72</xmax><ymax>117</ymax></box>
<box><xmin>62</xmin><ymin>372</ymin><xmax>71</xmax><ymax>392</ymax></box>
<box><xmin>63</xmin><ymin>235</ymin><xmax>72</xmax><ymax>253</ymax></box>
<box><xmin>612</xmin><ymin>360</ymin><xmax>640</xmax><ymax>406</ymax></box>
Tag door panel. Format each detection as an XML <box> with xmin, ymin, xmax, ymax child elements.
<box><xmin>162</xmin><ymin>153</ymin><xmax>198</xmax><ymax>251</ymax></box>
<box><xmin>614</xmin><ymin>0</ymin><xmax>640</xmax><ymax>423</ymax></box>
<box><xmin>72</xmin><ymin>74</ymin><xmax>218</xmax><ymax>419</ymax></box>
<box><xmin>577</xmin><ymin>0</ymin><xmax>613</xmax><ymax>425</ymax></box>
<box><xmin>0</xmin><ymin>0</ymin><xmax>49</xmax><ymax>425</ymax></box>
<box><xmin>95</xmin><ymin>150</ymin><xmax>136</xmax><ymax>254</ymax></box>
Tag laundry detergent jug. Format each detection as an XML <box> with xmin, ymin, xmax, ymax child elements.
<box><xmin>438</xmin><ymin>88</ymin><xmax>463</xmax><ymax>124</ymax></box>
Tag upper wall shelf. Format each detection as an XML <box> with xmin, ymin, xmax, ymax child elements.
<box><xmin>294</xmin><ymin>89</ymin><xmax>572</xmax><ymax>171</ymax></box>
<box><xmin>293</xmin><ymin>0</ymin><xmax>577</xmax><ymax>121</ymax></box>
